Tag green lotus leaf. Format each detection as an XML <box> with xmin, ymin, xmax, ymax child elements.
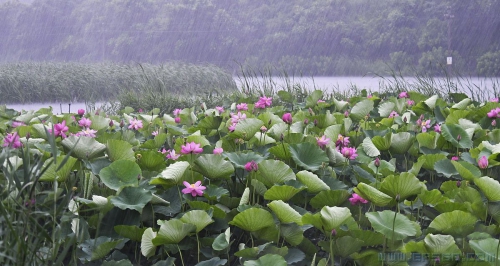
<box><xmin>350</xmin><ymin>99</ymin><xmax>374</xmax><ymax>122</ymax></box>
<box><xmin>164</xmin><ymin>124</ymin><xmax>187</xmax><ymax>135</ymax></box>
<box><xmin>324</xmin><ymin>124</ymin><xmax>342</xmax><ymax>145</ymax></box>
<box><xmin>450</xmin><ymin>160</ymin><xmax>481</xmax><ymax>181</ymax></box>
<box><xmin>153</xmin><ymin>219</ymin><xmax>196</xmax><ymax>245</ymax></box>
<box><xmin>197</xmin><ymin>116</ymin><xmax>222</xmax><ymax>130</ymax></box>
<box><xmin>366</xmin><ymin>210</ymin><xmax>417</xmax><ymax>241</ymax></box>
<box><xmin>379</xmin><ymin>172</ymin><xmax>424</xmax><ymax>201</ymax></box>
<box><xmin>268</xmin><ymin>200</ymin><xmax>302</xmax><ymax>225</ymax></box>
<box><xmin>196</xmin><ymin>257</ymin><xmax>228</xmax><ymax>266</ymax></box>
<box><xmin>371</xmin><ymin>133</ymin><xmax>392</xmax><ymax>151</ymax></box>
<box><xmin>212</xmin><ymin>228</ymin><xmax>231</xmax><ymax>251</ymax></box>
<box><xmin>295</xmin><ymin>170</ymin><xmax>329</xmax><ymax>193</ymax></box>
<box><xmin>289</xmin><ymin>142</ymin><xmax>329</xmax><ymax>171</ymax></box>
<box><xmin>240</xmin><ymin>187</ymin><xmax>250</xmax><ymax>206</ymax></box>
<box><xmin>101</xmin><ymin>260</ymin><xmax>133</xmax><ymax>266</ymax></box>
<box><xmin>475</xmin><ymin>176</ymin><xmax>500</xmax><ymax>202</ymax></box>
<box><xmin>252</xmin><ymin>132</ymin><xmax>276</xmax><ymax>145</ymax></box>
<box><xmin>434</xmin><ymin>159</ymin><xmax>458</xmax><ymax>178</ymax></box>
<box><xmin>268</xmin><ymin>143</ymin><xmax>292</xmax><ymax>161</ymax></box>
<box><xmin>251</xmin><ymin>179</ymin><xmax>268</xmax><ymax>196</ymax></box>
<box><xmin>267</xmin><ymin>123</ymin><xmax>288</xmax><ymax>140</ymax></box>
<box><xmin>61</xmin><ymin>135</ymin><xmax>106</xmax><ymax>160</ymax></box>
<box><xmin>179</xmin><ymin>210</ymin><xmax>214</xmax><ymax>233</ymax></box>
<box><xmin>99</xmin><ymin>160</ymin><xmax>141</xmax><ymax>191</ymax></box>
<box><xmin>424</xmin><ymin>95</ymin><xmax>439</xmax><ymax>109</ymax></box>
<box><xmin>333</xmin><ymin>98</ymin><xmax>349</xmax><ymax>111</ymax></box>
<box><xmin>277</xmin><ymin>91</ymin><xmax>294</xmax><ymax>103</ymax></box>
<box><xmin>78</xmin><ymin>237</ymin><xmax>126</xmax><ymax>262</ymax></box>
<box><xmin>309</xmin><ymin>190</ymin><xmax>350</xmax><ymax>209</ymax></box>
<box><xmin>150</xmin><ymin>161</ymin><xmax>190</xmax><ymax>186</ymax></box>
<box><xmin>389</xmin><ymin>132</ymin><xmax>414</xmax><ymax>154</ymax></box>
<box><xmin>90</xmin><ymin>115</ymin><xmax>110</xmax><ymax>130</ymax></box>
<box><xmin>258</xmin><ymin>111</ymin><xmax>283</xmax><ymax>127</ymax></box>
<box><xmin>110</xmin><ymin>187</ymin><xmax>153</xmax><ymax>213</ymax></box>
<box><xmin>225</xmin><ymin>151</ymin><xmax>266</xmax><ymax>168</ymax></box>
<box><xmin>284</xmin><ymin>132</ymin><xmax>304</xmax><ymax>144</ymax></box>
<box><xmin>332</xmin><ymin>236</ymin><xmax>364</xmax><ymax>258</ymax></box>
<box><xmin>469</xmin><ymin>238</ymin><xmax>500</xmax><ymax>264</ymax></box>
<box><xmin>203</xmin><ymin>185</ymin><xmax>229</xmax><ymax>201</ymax></box>
<box><xmin>280</xmin><ymin>223</ymin><xmax>304</xmax><ymax>246</ymax></box>
<box><xmin>451</xmin><ymin>98</ymin><xmax>471</xmax><ymax>110</ymax></box>
<box><xmin>312</xmin><ymin>111</ymin><xmax>336</xmax><ymax>129</ymax></box>
<box><xmin>361</xmin><ymin>137</ymin><xmax>380</xmax><ymax>157</ymax></box>
<box><xmin>256</xmin><ymin>160</ymin><xmax>296</xmax><ymax>187</ymax></box>
<box><xmin>446</xmin><ymin>109</ymin><xmax>470</xmax><ymax>124</ymax></box>
<box><xmin>350</xmin><ymin>230</ymin><xmax>385</xmax><ymax>246</ymax></box>
<box><xmin>354</xmin><ymin>183</ymin><xmax>393</xmax><ymax>207</ymax></box>
<box><xmin>230</xmin><ymin>118</ymin><xmax>264</xmax><ymax>141</ymax></box>
<box><xmin>264</xmin><ymin>185</ymin><xmax>305</xmax><ymax>201</ymax></box>
<box><xmin>416</xmin><ymin>132</ymin><xmax>439</xmax><ymax>149</ymax></box>
<box><xmin>320</xmin><ymin>206</ymin><xmax>352</xmax><ymax>231</ymax></box>
<box><xmin>428</xmin><ymin>210</ymin><xmax>478</xmax><ymax>236</ymax></box>
<box><xmin>139</xmin><ymin>133</ymin><xmax>168</xmax><ymax>149</ymax></box>
<box><xmin>106</xmin><ymin>139</ymin><xmax>135</xmax><ymax>162</ymax></box>
<box><xmin>193</xmin><ymin>154</ymin><xmax>234</xmax><ymax>180</ymax></box>
<box><xmin>187</xmin><ymin>201</ymin><xmax>226</xmax><ymax>219</ymax></box>
<box><xmin>305</xmin><ymin>90</ymin><xmax>323</xmax><ymax>108</ymax></box>
<box><xmin>243</xmin><ymin>254</ymin><xmax>287</xmax><ymax>266</ymax></box>
<box><xmin>229</xmin><ymin>207</ymin><xmax>275</xmax><ymax>232</ymax></box>
<box><xmin>39</xmin><ymin>155</ymin><xmax>78</xmax><ymax>182</ymax></box>
<box><xmin>418</xmin><ymin>154</ymin><xmax>447</xmax><ymax>170</ymax></box>
<box><xmin>423</xmin><ymin>234</ymin><xmax>461</xmax><ymax>254</ymax></box>
<box><xmin>136</xmin><ymin>150</ymin><xmax>166</xmax><ymax>171</ymax></box>
<box><xmin>378</xmin><ymin>101</ymin><xmax>396</xmax><ymax>117</ymax></box>
<box><xmin>441</xmin><ymin>124</ymin><xmax>473</xmax><ymax>149</ymax></box>
<box><xmin>114</xmin><ymin>225</ymin><xmax>146</xmax><ymax>242</ymax></box>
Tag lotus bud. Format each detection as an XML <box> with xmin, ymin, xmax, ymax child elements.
<box><xmin>492</xmin><ymin>120</ymin><xmax>497</xmax><ymax>127</ymax></box>
<box><xmin>331</xmin><ymin>229</ymin><xmax>337</xmax><ymax>236</ymax></box>
<box><xmin>374</xmin><ymin>157</ymin><xmax>380</xmax><ymax>167</ymax></box>
<box><xmin>280</xmin><ymin>133</ymin><xmax>284</xmax><ymax>141</ymax></box>
<box><xmin>344</xmin><ymin>111</ymin><xmax>349</xmax><ymax>118</ymax></box>
<box><xmin>457</xmin><ymin>134</ymin><xmax>461</xmax><ymax>141</ymax></box>
<box><xmin>403</xmin><ymin>116</ymin><xmax>407</xmax><ymax>123</ymax></box>
<box><xmin>26</xmin><ymin>132</ymin><xmax>31</xmax><ymax>140</ymax></box>
<box><xmin>109</xmin><ymin>120</ymin><xmax>114</xmax><ymax>127</ymax></box>
<box><xmin>314</xmin><ymin>119</ymin><xmax>318</xmax><ymax>126</ymax></box>
<box><xmin>456</xmin><ymin>180</ymin><xmax>461</xmax><ymax>187</ymax></box>
<box><xmin>308</xmin><ymin>107</ymin><xmax>314</xmax><ymax>115</ymax></box>
<box><xmin>395</xmin><ymin>194</ymin><xmax>400</xmax><ymax>201</ymax></box>
<box><xmin>120</xmin><ymin>120</ymin><xmax>125</xmax><ymax>128</ymax></box>
<box><xmin>268</xmin><ymin>119</ymin><xmax>272</xmax><ymax>126</ymax></box>
<box><xmin>304</xmin><ymin>118</ymin><xmax>309</xmax><ymax>124</ymax></box>
<box><xmin>77</xmin><ymin>109</ymin><xmax>85</xmax><ymax>116</ymax></box>
<box><xmin>478</xmin><ymin>155</ymin><xmax>488</xmax><ymax>169</ymax></box>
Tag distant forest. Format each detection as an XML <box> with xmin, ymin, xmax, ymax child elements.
<box><xmin>1</xmin><ymin>0</ymin><xmax>499</xmax><ymax>76</ymax></box>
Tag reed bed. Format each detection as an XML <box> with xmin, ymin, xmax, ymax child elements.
<box><xmin>0</xmin><ymin>61</ymin><xmax>237</xmax><ymax>104</ymax></box>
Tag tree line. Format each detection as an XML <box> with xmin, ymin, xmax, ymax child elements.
<box><xmin>0</xmin><ymin>0</ymin><xmax>499</xmax><ymax>76</ymax></box>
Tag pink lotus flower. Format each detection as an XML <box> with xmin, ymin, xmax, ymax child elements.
<box><xmin>11</xmin><ymin>121</ymin><xmax>25</xmax><ymax>128</ymax></box>
<box><xmin>407</xmin><ymin>100</ymin><xmax>415</xmax><ymax>106</ymax></box>
<box><xmin>166</xmin><ymin>150</ymin><xmax>180</xmax><ymax>160</ymax></box>
<box><xmin>77</xmin><ymin>109</ymin><xmax>85</xmax><ymax>116</ymax></box>
<box><xmin>493</xmin><ymin>120</ymin><xmax>497</xmax><ymax>127</ymax></box>
<box><xmin>344</xmin><ymin>111</ymin><xmax>349</xmax><ymax>118</ymax></box>
<box><xmin>231</xmin><ymin>112</ymin><xmax>247</xmax><ymax>124</ymax></box>
<box><xmin>317</xmin><ymin>99</ymin><xmax>326</xmax><ymax>103</ymax></box>
<box><xmin>434</xmin><ymin>124</ymin><xmax>441</xmax><ymax>133</ymax></box>
<box><xmin>182</xmin><ymin>181</ymin><xmax>206</xmax><ymax>197</ymax></box>
<box><xmin>336</xmin><ymin>134</ymin><xmax>350</xmax><ymax>148</ymax></box>
<box><xmin>75</xmin><ymin>128</ymin><xmax>97</xmax><ymax>138</ymax></box>
<box><xmin>367</xmin><ymin>95</ymin><xmax>373</xmax><ymax>99</ymax></box>
<box><xmin>181</xmin><ymin>142</ymin><xmax>203</xmax><ymax>154</ymax></box>
<box><xmin>316</xmin><ymin>135</ymin><xmax>330</xmax><ymax>149</ymax></box>
<box><xmin>420</xmin><ymin>119</ymin><xmax>431</xmax><ymax>132</ymax></box>
<box><xmin>174</xmin><ymin>117</ymin><xmax>181</xmax><ymax>123</ymax></box>
<box><xmin>255</xmin><ymin>96</ymin><xmax>272</xmax><ymax>109</ymax></box>
<box><xmin>282</xmin><ymin>113</ymin><xmax>292</xmax><ymax>124</ymax></box>
<box><xmin>49</xmin><ymin>120</ymin><xmax>69</xmax><ymax>138</ymax></box>
<box><xmin>451</xmin><ymin>156</ymin><xmax>459</xmax><ymax>161</ymax></box>
<box><xmin>245</xmin><ymin>160</ymin><xmax>258</xmax><ymax>172</ymax></box>
<box><xmin>173</xmin><ymin>109</ymin><xmax>182</xmax><ymax>117</ymax></box>
<box><xmin>228</xmin><ymin>123</ymin><xmax>236</xmax><ymax>132</ymax></box>
<box><xmin>490</xmin><ymin>98</ymin><xmax>499</xmax><ymax>103</ymax></box>
<box><xmin>213</xmin><ymin>147</ymin><xmax>223</xmax><ymax>155</ymax></box>
<box><xmin>215</xmin><ymin>106</ymin><xmax>224</xmax><ymax>113</ymax></box>
<box><xmin>78</xmin><ymin>117</ymin><xmax>92</xmax><ymax>128</ymax></box>
<box><xmin>159</xmin><ymin>148</ymin><xmax>167</xmax><ymax>154</ymax></box>
<box><xmin>3</xmin><ymin>132</ymin><xmax>22</xmax><ymax>148</ymax></box>
<box><xmin>152</xmin><ymin>130</ymin><xmax>159</xmax><ymax>136</ymax></box>
<box><xmin>128</xmin><ymin>118</ymin><xmax>143</xmax><ymax>130</ymax></box>
<box><xmin>478</xmin><ymin>155</ymin><xmax>488</xmax><ymax>169</ymax></box>
<box><xmin>388</xmin><ymin>111</ymin><xmax>399</xmax><ymax>118</ymax></box>
<box><xmin>487</xmin><ymin>108</ymin><xmax>500</xmax><ymax>118</ymax></box>
<box><xmin>341</xmin><ymin>147</ymin><xmax>358</xmax><ymax>160</ymax></box>
<box><xmin>398</xmin><ymin>91</ymin><xmax>409</xmax><ymax>98</ymax></box>
<box><xmin>236</xmin><ymin>103</ymin><xmax>248</xmax><ymax>111</ymax></box>
<box><xmin>349</xmin><ymin>193</ymin><xmax>368</xmax><ymax>205</ymax></box>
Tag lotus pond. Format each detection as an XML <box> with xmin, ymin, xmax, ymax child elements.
<box><xmin>1</xmin><ymin>89</ymin><xmax>500</xmax><ymax>266</ymax></box>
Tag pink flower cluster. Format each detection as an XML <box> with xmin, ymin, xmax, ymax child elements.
<box><xmin>316</xmin><ymin>135</ymin><xmax>330</xmax><ymax>149</ymax></box>
<box><xmin>173</xmin><ymin>108</ymin><xmax>182</xmax><ymax>123</ymax></box>
<box><xmin>74</xmin><ymin>128</ymin><xmax>97</xmax><ymax>138</ymax></box>
<box><xmin>255</xmin><ymin>96</ymin><xmax>272</xmax><ymax>109</ymax></box>
<box><xmin>487</xmin><ymin>108</ymin><xmax>500</xmax><ymax>118</ymax></box>
<box><xmin>128</xmin><ymin>118</ymin><xmax>143</xmax><ymax>130</ymax></box>
<box><xmin>334</xmin><ymin>134</ymin><xmax>358</xmax><ymax>160</ymax></box>
<box><xmin>398</xmin><ymin>91</ymin><xmax>409</xmax><ymax>98</ymax></box>
<box><xmin>49</xmin><ymin>121</ymin><xmax>69</xmax><ymax>138</ymax></box>
<box><xmin>182</xmin><ymin>181</ymin><xmax>206</xmax><ymax>197</ymax></box>
<box><xmin>3</xmin><ymin>132</ymin><xmax>22</xmax><ymax>149</ymax></box>
<box><xmin>245</xmin><ymin>160</ymin><xmax>258</xmax><ymax>172</ymax></box>
<box><xmin>416</xmin><ymin>115</ymin><xmax>431</xmax><ymax>132</ymax></box>
<box><xmin>228</xmin><ymin>112</ymin><xmax>247</xmax><ymax>132</ymax></box>
<box><xmin>181</xmin><ymin>142</ymin><xmax>203</xmax><ymax>154</ymax></box>
<box><xmin>349</xmin><ymin>193</ymin><xmax>368</xmax><ymax>205</ymax></box>
<box><xmin>237</xmin><ymin>103</ymin><xmax>248</xmax><ymax>111</ymax></box>
<box><xmin>388</xmin><ymin>111</ymin><xmax>399</xmax><ymax>118</ymax></box>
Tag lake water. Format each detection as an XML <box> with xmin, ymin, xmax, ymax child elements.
<box><xmin>5</xmin><ymin>76</ymin><xmax>500</xmax><ymax>112</ymax></box>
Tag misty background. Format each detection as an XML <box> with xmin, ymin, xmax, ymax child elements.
<box><xmin>0</xmin><ymin>0</ymin><xmax>499</xmax><ymax>76</ymax></box>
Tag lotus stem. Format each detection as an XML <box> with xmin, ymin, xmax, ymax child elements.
<box><xmin>177</xmin><ymin>244</ymin><xmax>185</xmax><ymax>266</ymax></box>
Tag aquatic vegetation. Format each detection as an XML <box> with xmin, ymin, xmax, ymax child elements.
<box><xmin>1</xmin><ymin>87</ymin><xmax>500</xmax><ymax>265</ymax></box>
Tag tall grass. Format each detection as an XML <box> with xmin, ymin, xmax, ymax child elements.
<box><xmin>0</xmin><ymin>61</ymin><xmax>237</xmax><ymax>104</ymax></box>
